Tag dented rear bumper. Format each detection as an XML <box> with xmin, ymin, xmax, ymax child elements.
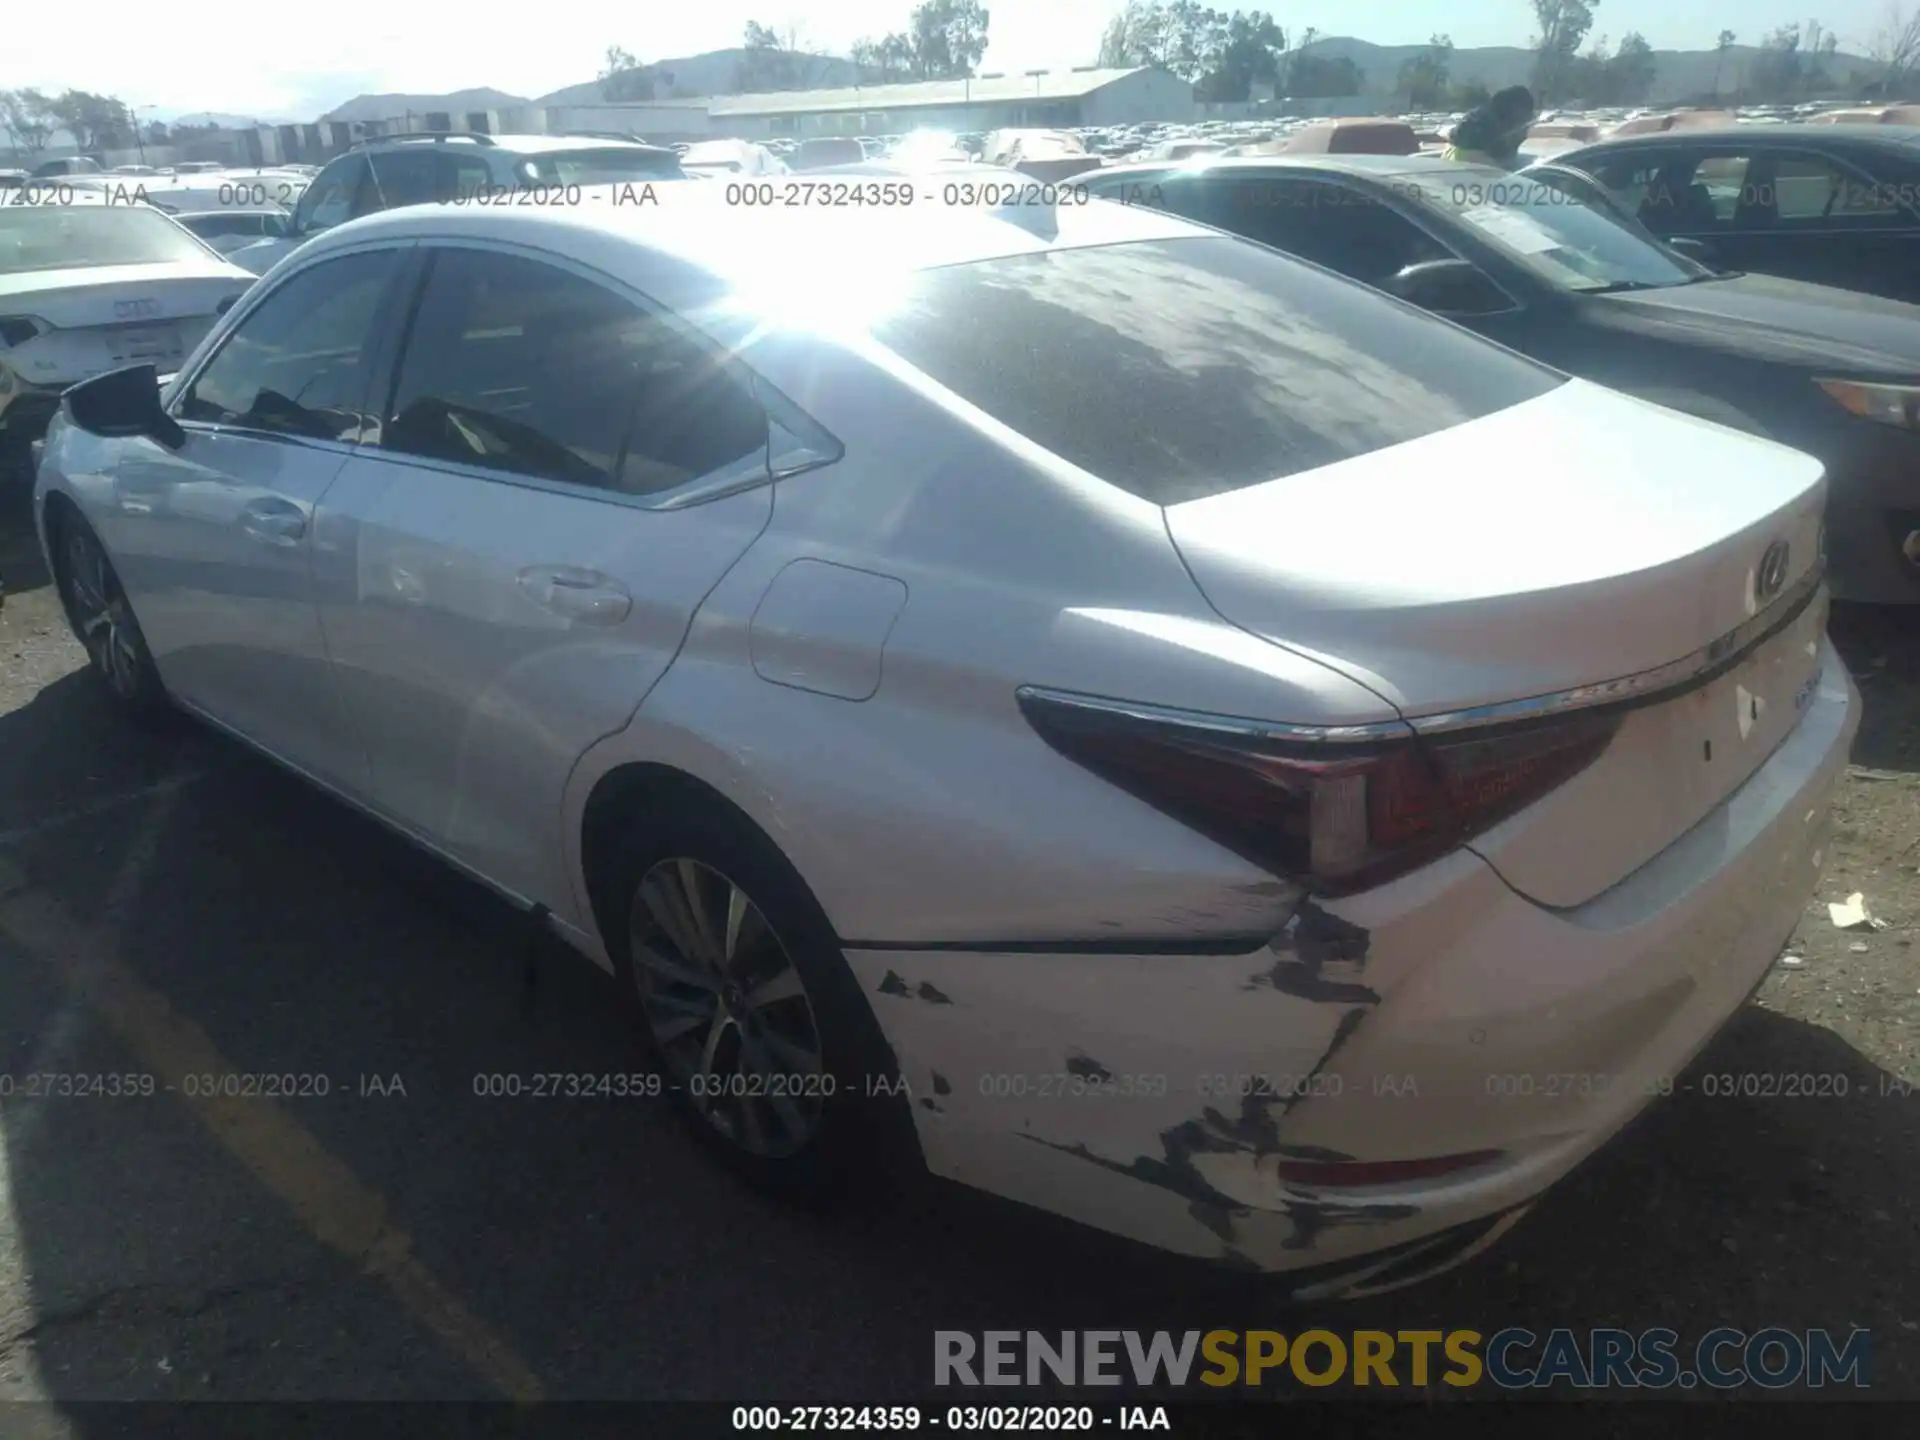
<box><xmin>845</xmin><ymin>640</ymin><xmax>1857</xmax><ymax>1278</ymax></box>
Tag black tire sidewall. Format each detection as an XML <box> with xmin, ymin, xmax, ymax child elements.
<box><xmin>604</xmin><ymin>793</ymin><xmax>918</xmax><ymax>1203</ymax></box>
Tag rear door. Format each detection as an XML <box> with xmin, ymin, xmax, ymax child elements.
<box><xmin>1732</xmin><ymin>146</ymin><xmax>1920</xmax><ymax>302</ymax></box>
<box><xmin>312</xmin><ymin>242</ymin><xmax>776</xmax><ymax>912</ymax></box>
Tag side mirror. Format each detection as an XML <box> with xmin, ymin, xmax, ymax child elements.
<box><xmin>1384</xmin><ymin>258</ymin><xmax>1511</xmax><ymax>316</ymax></box>
<box><xmin>63</xmin><ymin>365</ymin><xmax>186</xmax><ymax>448</ymax></box>
<box><xmin>1666</xmin><ymin>235</ymin><xmax>1715</xmax><ymax>265</ymax></box>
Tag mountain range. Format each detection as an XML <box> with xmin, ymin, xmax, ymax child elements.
<box><xmin>315</xmin><ymin>36</ymin><xmax>1886</xmax><ymax>123</ymax></box>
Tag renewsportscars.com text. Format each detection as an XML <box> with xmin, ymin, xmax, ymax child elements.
<box><xmin>934</xmin><ymin>1328</ymin><xmax>1871</xmax><ymax>1390</ymax></box>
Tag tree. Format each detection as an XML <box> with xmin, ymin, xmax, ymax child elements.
<box><xmin>850</xmin><ymin>33</ymin><xmax>918</xmax><ymax>78</ymax></box>
<box><xmin>144</xmin><ymin>119</ymin><xmax>171</xmax><ymax>145</ymax></box>
<box><xmin>0</xmin><ymin>88</ymin><xmax>58</xmax><ymax>158</ymax></box>
<box><xmin>1098</xmin><ymin>2</ymin><xmax>1224</xmax><ymax>82</ymax></box>
<box><xmin>1712</xmin><ymin>28</ymin><xmax>1737</xmax><ymax>95</ymax></box>
<box><xmin>1450</xmin><ymin>79</ymin><xmax>1493</xmax><ymax>108</ymax></box>
<box><xmin>599</xmin><ymin>44</ymin><xmax>656</xmax><ymax>102</ymax></box>
<box><xmin>1194</xmin><ymin>11</ymin><xmax>1286</xmax><ymax>102</ymax></box>
<box><xmin>737</xmin><ymin>19</ymin><xmax>808</xmax><ymax>91</ymax></box>
<box><xmin>1530</xmin><ymin>0</ymin><xmax>1599</xmax><ymax>104</ymax></box>
<box><xmin>1608</xmin><ymin>32</ymin><xmax>1658</xmax><ymax>103</ymax></box>
<box><xmin>1749</xmin><ymin>23</ymin><xmax>1805</xmax><ymax>100</ymax></box>
<box><xmin>1870</xmin><ymin>3</ymin><xmax>1920</xmax><ymax>92</ymax></box>
<box><xmin>1290</xmin><ymin>50</ymin><xmax>1364</xmax><ymax>97</ymax></box>
<box><xmin>1398</xmin><ymin>33</ymin><xmax>1455</xmax><ymax>109</ymax></box>
<box><xmin>907</xmin><ymin>0</ymin><xmax>990</xmax><ymax>79</ymax></box>
<box><xmin>45</xmin><ymin>90</ymin><xmax>134</xmax><ymax>151</ymax></box>
<box><xmin>852</xmin><ymin>0</ymin><xmax>989</xmax><ymax>82</ymax></box>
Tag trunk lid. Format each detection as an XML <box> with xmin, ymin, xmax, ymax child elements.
<box><xmin>0</xmin><ymin>263</ymin><xmax>247</xmax><ymax>385</ymax></box>
<box><xmin>1163</xmin><ymin>377</ymin><xmax>1829</xmax><ymax>907</ymax></box>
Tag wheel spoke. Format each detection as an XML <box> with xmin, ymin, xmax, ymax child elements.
<box><xmin>631</xmin><ymin>940</ymin><xmax>718</xmax><ymax>994</ymax></box>
<box><xmin>676</xmin><ymin>859</ymin><xmax>722</xmax><ymax>964</ymax></box>
<box><xmin>638</xmin><ymin>872</ymin><xmax>708</xmax><ymax>970</ymax></box>
<box><xmin>746</xmin><ymin>1023</ymin><xmax>820</xmax><ymax>1077</ymax></box>
<box><xmin>723</xmin><ymin>883</ymin><xmax>750</xmax><ymax>969</ymax></box>
<box><xmin>745</xmin><ymin>965</ymin><xmax>806</xmax><ymax>1012</ymax></box>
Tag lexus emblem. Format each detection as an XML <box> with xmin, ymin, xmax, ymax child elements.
<box><xmin>1757</xmin><ymin>540</ymin><xmax>1791</xmax><ymax>600</ymax></box>
<box><xmin>113</xmin><ymin>298</ymin><xmax>160</xmax><ymax>320</ymax></box>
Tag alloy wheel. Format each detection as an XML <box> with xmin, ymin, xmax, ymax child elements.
<box><xmin>62</xmin><ymin>526</ymin><xmax>146</xmax><ymax>701</ymax></box>
<box><xmin>629</xmin><ymin>857</ymin><xmax>827</xmax><ymax>1159</ymax></box>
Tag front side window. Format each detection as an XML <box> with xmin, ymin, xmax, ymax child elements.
<box><xmin>520</xmin><ymin>148</ymin><xmax>685</xmax><ymax>184</ymax></box>
<box><xmin>358</xmin><ymin>150</ymin><xmax>438</xmax><ymax>213</ymax></box>
<box><xmin>380</xmin><ymin>248</ymin><xmax>767</xmax><ymax>494</ymax></box>
<box><xmin>176</xmin><ymin>249</ymin><xmax>403</xmax><ymax>440</ymax></box>
<box><xmin>291</xmin><ymin>155</ymin><xmax>366</xmax><ymax>235</ymax></box>
<box><xmin>870</xmin><ymin>236</ymin><xmax>1559</xmax><ymax>506</ymax></box>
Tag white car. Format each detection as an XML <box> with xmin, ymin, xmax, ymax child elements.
<box><xmin>0</xmin><ymin>192</ymin><xmax>254</xmax><ymax>483</ymax></box>
<box><xmin>32</xmin><ymin>186</ymin><xmax>1856</xmax><ymax>1291</ymax></box>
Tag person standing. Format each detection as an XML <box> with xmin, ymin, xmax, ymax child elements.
<box><xmin>1443</xmin><ymin>87</ymin><xmax>1539</xmax><ymax>169</ymax></box>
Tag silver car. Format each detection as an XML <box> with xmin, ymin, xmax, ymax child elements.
<box><xmin>33</xmin><ymin>186</ymin><xmax>1857</xmax><ymax>1291</ymax></box>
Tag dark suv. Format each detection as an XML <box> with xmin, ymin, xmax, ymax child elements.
<box><xmin>225</xmin><ymin>132</ymin><xmax>687</xmax><ymax>274</ymax></box>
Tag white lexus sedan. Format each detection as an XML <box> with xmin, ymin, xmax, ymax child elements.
<box><xmin>1</xmin><ymin>192</ymin><xmax>254</xmax><ymax>485</ymax></box>
<box><xmin>31</xmin><ymin>186</ymin><xmax>1857</xmax><ymax>1293</ymax></box>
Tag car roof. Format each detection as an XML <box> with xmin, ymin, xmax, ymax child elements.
<box><xmin>1567</xmin><ymin>122</ymin><xmax>1920</xmax><ymax>151</ymax></box>
<box><xmin>1087</xmin><ymin>154</ymin><xmax>1499</xmax><ymax>184</ymax></box>
<box><xmin>354</xmin><ymin>133</ymin><xmax>670</xmax><ymax>156</ymax></box>
<box><xmin>298</xmin><ymin>179</ymin><xmax>1209</xmax><ymax>307</ymax></box>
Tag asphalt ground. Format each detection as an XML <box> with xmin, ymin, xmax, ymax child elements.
<box><xmin>1</xmin><ymin>491</ymin><xmax>1916</xmax><ymax>1425</ymax></box>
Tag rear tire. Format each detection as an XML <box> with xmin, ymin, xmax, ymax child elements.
<box><xmin>603</xmin><ymin>791</ymin><xmax>917</xmax><ymax>1204</ymax></box>
<box><xmin>49</xmin><ymin>509</ymin><xmax>170</xmax><ymax>721</ymax></box>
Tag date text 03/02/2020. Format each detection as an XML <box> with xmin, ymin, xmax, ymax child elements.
<box><xmin>731</xmin><ymin>1406</ymin><xmax>1172</xmax><ymax>1431</ymax></box>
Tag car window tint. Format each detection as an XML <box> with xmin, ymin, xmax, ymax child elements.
<box><xmin>177</xmin><ymin>249</ymin><xmax>402</xmax><ymax>441</ymax></box>
<box><xmin>360</xmin><ymin>149</ymin><xmax>439</xmax><ymax>212</ymax></box>
<box><xmin>444</xmin><ymin>152</ymin><xmax>494</xmax><ymax>201</ymax></box>
<box><xmin>871</xmin><ymin>235</ymin><xmax>1559</xmax><ymax>506</ymax></box>
<box><xmin>1772</xmin><ymin>153</ymin><xmax>1902</xmax><ymax>220</ymax></box>
<box><xmin>382</xmin><ymin>248</ymin><xmax>767</xmax><ymax>494</ymax></box>
<box><xmin>294</xmin><ymin>157</ymin><xmax>363</xmax><ymax>233</ymax></box>
<box><xmin>1207</xmin><ymin>178</ymin><xmax>1452</xmax><ymax>286</ymax></box>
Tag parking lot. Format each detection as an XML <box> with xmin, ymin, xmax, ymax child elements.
<box><xmin>1</xmin><ymin>486</ymin><xmax>1918</xmax><ymax>1408</ymax></box>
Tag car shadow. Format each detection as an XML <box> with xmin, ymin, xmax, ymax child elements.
<box><xmin>1</xmin><ymin>479</ymin><xmax>50</xmax><ymax>598</ymax></box>
<box><xmin>2</xmin><ymin>677</ymin><xmax>1915</xmax><ymax>1408</ymax></box>
<box><xmin>1829</xmin><ymin>601</ymin><xmax>1920</xmax><ymax>775</ymax></box>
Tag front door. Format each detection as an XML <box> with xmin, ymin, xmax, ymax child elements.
<box><xmin>314</xmin><ymin>243</ymin><xmax>776</xmax><ymax>913</ymax></box>
<box><xmin>106</xmin><ymin>246</ymin><xmax>410</xmax><ymax>790</ymax></box>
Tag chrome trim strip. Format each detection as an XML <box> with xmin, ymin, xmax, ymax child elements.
<box><xmin>1404</xmin><ymin>558</ymin><xmax>1824</xmax><ymax>737</ymax></box>
<box><xmin>1019</xmin><ymin>558</ymin><xmax>1826</xmax><ymax>746</ymax></box>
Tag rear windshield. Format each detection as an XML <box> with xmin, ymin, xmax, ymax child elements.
<box><xmin>520</xmin><ymin>148</ymin><xmax>686</xmax><ymax>184</ymax></box>
<box><xmin>871</xmin><ymin>235</ymin><xmax>1560</xmax><ymax>504</ymax></box>
<box><xmin>0</xmin><ymin>205</ymin><xmax>211</xmax><ymax>274</ymax></box>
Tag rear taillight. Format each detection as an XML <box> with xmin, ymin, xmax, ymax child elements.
<box><xmin>1018</xmin><ymin>689</ymin><xmax>1617</xmax><ymax>897</ymax></box>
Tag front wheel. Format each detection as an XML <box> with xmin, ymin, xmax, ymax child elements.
<box><xmin>52</xmin><ymin>512</ymin><xmax>169</xmax><ymax>718</ymax></box>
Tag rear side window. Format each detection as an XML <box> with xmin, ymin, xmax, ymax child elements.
<box><xmin>871</xmin><ymin>236</ymin><xmax>1558</xmax><ymax>505</ymax></box>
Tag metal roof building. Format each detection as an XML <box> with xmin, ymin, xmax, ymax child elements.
<box><xmin>708</xmin><ymin>67</ymin><xmax>1195</xmax><ymax>137</ymax></box>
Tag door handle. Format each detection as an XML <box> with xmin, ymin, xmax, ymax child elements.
<box><xmin>515</xmin><ymin>566</ymin><xmax>632</xmax><ymax>625</ymax></box>
<box><xmin>239</xmin><ymin>501</ymin><xmax>307</xmax><ymax>548</ymax></box>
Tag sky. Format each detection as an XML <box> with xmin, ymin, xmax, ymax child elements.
<box><xmin>2</xmin><ymin>0</ymin><xmax>1912</xmax><ymax>121</ymax></box>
